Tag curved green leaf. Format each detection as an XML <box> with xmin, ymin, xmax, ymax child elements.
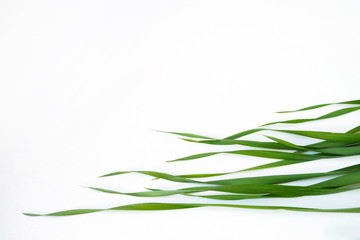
<box><xmin>276</xmin><ymin>99</ymin><xmax>360</xmax><ymax>113</ymax></box>
<box><xmin>23</xmin><ymin>202</ymin><xmax>360</xmax><ymax>217</ymax></box>
<box><xmin>262</xmin><ymin>106</ymin><xmax>360</xmax><ymax>126</ymax></box>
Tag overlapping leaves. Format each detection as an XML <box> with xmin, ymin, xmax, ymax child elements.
<box><xmin>25</xmin><ymin>99</ymin><xmax>360</xmax><ymax>216</ymax></box>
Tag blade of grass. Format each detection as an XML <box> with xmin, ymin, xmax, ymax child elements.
<box><xmin>312</xmin><ymin>171</ymin><xmax>360</xmax><ymax>188</ymax></box>
<box><xmin>276</xmin><ymin>99</ymin><xmax>360</xmax><ymax>113</ymax></box>
<box><xmin>263</xmin><ymin>135</ymin><xmax>311</xmax><ymax>151</ymax></box>
<box><xmin>181</xmin><ymin>138</ymin><xmax>299</xmax><ymax>150</ymax></box>
<box><xmin>99</xmin><ymin>170</ymin><xmax>332</xmax><ymax>186</ymax></box>
<box><xmin>87</xmin><ymin>183</ymin><xmax>352</xmax><ymax>198</ymax></box>
<box><xmin>168</xmin><ymin>149</ymin><xmax>330</xmax><ymax>162</ymax></box>
<box><xmin>262</xmin><ymin>106</ymin><xmax>360</xmax><ymax>126</ymax></box>
<box><xmin>225</xmin><ymin>128</ymin><xmax>360</xmax><ymax>143</ymax></box>
<box><xmin>155</xmin><ymin>130</ymin><xmax>214</xmax><ymax>139</ymax></box>
<box><xmin>23</xmin><ymin>202</ymin><xmax>360</xmax><ymax>217</ymax></box>
<box><xmin>99</xmin><ymin>171</ymin><xmax>199</xmax><ymax>183</ymax></box>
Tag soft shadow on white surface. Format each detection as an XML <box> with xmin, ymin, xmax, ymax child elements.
<box><xmin>1</xmin><ymin>1</ymin><xmax>360</xmax><ymax>240</ymax></box>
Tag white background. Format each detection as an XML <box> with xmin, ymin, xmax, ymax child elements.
<box><xmin>1</xmin><ymin>0</ymin><xmax>360</xmax><ymax>239</ymax></box>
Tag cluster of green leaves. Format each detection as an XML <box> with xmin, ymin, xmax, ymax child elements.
<box><xmin>24</xmin><ymin>99</ymin><xmax>360</xmax><ymax>216</ymax></box>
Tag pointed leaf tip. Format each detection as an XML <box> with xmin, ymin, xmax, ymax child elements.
<box><xmin>23</xmin><ymin>213</ymin><xmax>41</xmax><ymax>217</ymax></box>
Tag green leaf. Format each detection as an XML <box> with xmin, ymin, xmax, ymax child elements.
<box><xmin>263</xmin><ymin>106</ymin><xmax>360</xmax><ymax>126</ymax></box>
<box><xmin>263</xmin><ymin>135</ymin><xmax>310</xmax><ymax>151</ymax></box>
<box><xmin>155</xmin><ymin>130</ymin><xmax>214</xmax><ymax>139</ymax></box>
<box><xmin>278</xmin><ymin>129</ymin><xmax>360</xmax><ymax>144</ymax></box>
<box><xmin>315</xmin><ymin>145</ymin><xmax>360</xmax><ymax>155</ymax></box>
<box><xmin>88</xmin><ymin>182</ymin><xmax>355</xmax><ymax>199</ymax></box>
<box><xmin>347</xmin><ymin>124</ymin><xmax>360</xmax><ymax>134</ymax></box>
<box><xmin>312</xmin><ymin>171</ymin><xmax>360</xmax><ymax>188</ymax></box>
<box><xmin>224</xmin><ymin>129</ymin><xmax>264</xmax><ymax>140</ymax></box>
<box><xmin>99</xmin><ymin>171</ymin><xmax>199</xmax><ymax>183</ymax></box>
<box><xmin>24</xmin><ymin>202</ymin><xmax>360</xmax><ymax>217</ymax></box>
<box><xmin>169</xmin><ymin>149</ymin><xmax>328</xmax><ymax>162</ymax></box>
<box><xmin>276</xmin><ymin>99</ymin><xmax>360</xmax><ymax>113</ymax></box>
<box><xmin>181</xmin><ymin>138</ymin><xmax>297</xmax><ymax>150</ymax></box>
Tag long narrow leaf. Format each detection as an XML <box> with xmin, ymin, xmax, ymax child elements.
<box><xmin>169</xmin><ymin>149</ymin><xmax>329</xmax><ymax>162</ymax></box>
<box><xmin>262</xmin><ymin>106</ymin><xmax>360</xmax><ymax>126</ymax></box>
<box><xmin>276</xmin><ymin>99</ymin><xmax>360</xmax><ymax>113</ymax></box>
<box><xmin>87</xmin><ymin>183</ymin><xmax>352</xmax><ymax>198</ymax></box>
<box><xmin>23</xmin><ymin>202</ymin><xmax>360</xmax><ymax>217</ymax></box>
